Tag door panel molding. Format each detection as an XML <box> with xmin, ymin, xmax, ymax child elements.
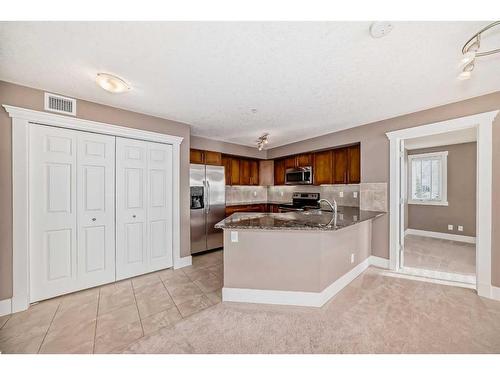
<box><xmin>5</xmin><ymin>104</ymin><xmax>185</xmax><ymax>314</ymax></box>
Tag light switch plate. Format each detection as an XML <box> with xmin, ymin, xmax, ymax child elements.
<box><xmin>448</xmin><ymin>225</ymin><xmax>454</xmax><ymax>231</ymax></box>
<box><xmin>458</xmin><ymin>225</ymin><xmax>464</xmax><ymax>232</ymax></box>
<box><xmin>230</xmin><ymin>231</ymin><xmax>239</xmax><ymax>242</ymax></box>
<box><xmin>339</xmin><ymin>191</ymin><xmax>344</xmax><ymax>197</ymax></box>
<box><xmin>350</xmin><ymin>253</ymin><xmax>355</xmax><ymax>264</ymax></box>
<box><xmin>353</xmin><ymin>191</ymin><xmax>358</xmax><ymax>198</ymax></box>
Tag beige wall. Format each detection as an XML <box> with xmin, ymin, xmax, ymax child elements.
<box><xmin>190</xmin><ymin>135</ymin><xmax>267</xmax><ymax>159</ymax></box>
<box><xmin>267</xmin><ymin>91</ymin><xmax>500</xmax><ymax>287</ymax></box>
<box><xmin>223</xmin><ymin>220</ymin><xmax>371</xmax><ymax>293</ymax></box>
<box><xmin>406</xmin><ymin>143</ymin><xmax>476</xmax><ymax>237</ymax></box>
<box><xmin>0</xmin><ymin>81</ymin><xmax>192</xmax><ymax>300</ymax></box>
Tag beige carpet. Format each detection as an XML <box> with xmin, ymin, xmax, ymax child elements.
<box><xmin>123</xmin><ymin>267</ymin><xmax>500</xmax><ymax>354</ymax></box>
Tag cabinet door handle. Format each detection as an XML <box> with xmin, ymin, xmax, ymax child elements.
<box><xmin>132</xmin><ymin>214</ymin><xmax>136</xmax><ymax>218</ymax></box>
<box><xmin>91</xmin><ymin>218</ymin><xmax>96</xmax><ymax>222</ymax></box>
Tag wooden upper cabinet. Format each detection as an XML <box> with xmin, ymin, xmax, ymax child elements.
<box><xmin>230</xmin><ymin>158</ymin><xmax>241</xmax><ymax>185</ymax></box>
<box><xmin>284</xmin><ymin>157</ymin><xmax>296</xmax><ymax>169</ymax></box>
<box><xmin>296</xmin><ymin>153</ymin><xmax>312</xmax><ymax>167</ymax></box>
<box><xmin>250</xmin><ymin>160</ymin><xmax>259</xmax><ymax>185</ymax></box>
<box><xmin>239</xmin><ymin>159</ymin><xmax>251</xmax><ymax>185</ymax></box>
<box><xmin>274</xmin><ymin>159</ymin><xmax>286</xmax><ymax>185</ymax></box>
<box><xmin>313</xmin><ymin>150</ymin><xmax>333</xmax><ymax>185</ymax></box>
<box><xmin>347</xmin><ymin>144</ymin><xmax>361</xmax><ymax>183</ymax></box>
<box><xmin>333</xmin><ymin>148</ymin><xmax>348</xmax><ymax>184</ymax></box>
<box><xmin>190</xmin><ymin>149</ymin><xmax>205</xmax><ymax>164</ymax></box>
<box><xmin>221</xmin><ymin>156</ymin><xmax>232</xmax><ymax>185</ymax></box>
<box><xmin>204</xmin><ymin>151</ymin><xmax>222</xmax><ymax>165</ymax></box>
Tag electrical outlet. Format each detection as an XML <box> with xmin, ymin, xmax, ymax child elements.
<box><xmin>458</xmin><ymin>225</ymin><xmax>464</xmax><ymax>232</ymax></box>
<box><xmin>253</xmin><ymin>191</ymin><xmax>257</xmax><ymax>197</ymax></box>
<box><xmin>353</xmin><ymin>215</ymin><xmax>358</xmax><ymax>221</ymax></box>
<box><xmin>448</xmin><ymin>225</ymin><xmax>454</xmax><ymax>231</ymax></box>
<box><xmin>350</xmin><ymin>253</ymin><xmax>355</xmax><ymax>264</ymax></box>
<box><xmin>280</xmin><ymin>191</ymin><xmax>284</xmax><ymax>197</ymax></box>
<box><xmin>339</xmin><ymin>213</ymin><xmax>344</xmax><ymax>220</ymax></box>
<box><xmin>339</xmin><ymin>191</ymin><xmax>344</xmax><ymax>198</ymax></box>
<box><xmin>353</xmin><ymin>191</ymin><xmax>358</xmax><ymax>198</ymax></box>
<box><xmin>230</xmin><ymin>231</ymin><xmax>239</xmax><ymax>243</ymax></box>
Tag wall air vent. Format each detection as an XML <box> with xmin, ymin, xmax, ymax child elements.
<box><xmin>44</xmin><ymin>92</ymin><xmax>76</xmax><ymax>116</ymax></box>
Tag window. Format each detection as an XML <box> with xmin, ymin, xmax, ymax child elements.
<box><xmin>408</xmin><ymin>151</ymin><xmax>448</xmax><ymax>206</ymax></box>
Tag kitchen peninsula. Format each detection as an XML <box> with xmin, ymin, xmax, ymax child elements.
<box><xmin>215</xmin><ymin>207</ymin><xmax>385</xmax><ymax>307</ymax></box>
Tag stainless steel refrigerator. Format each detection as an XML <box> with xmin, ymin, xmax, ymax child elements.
<box><xmin>190</xmin><ymin>164</ymin><xmax>225</xmax><ymax>254</ymax></box>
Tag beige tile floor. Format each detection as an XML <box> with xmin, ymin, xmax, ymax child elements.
<box><xmin>404</xmin><ymin>234</ymin><xmax>475</xmax><ymax>275</ymax></box>
<box><xmin>0</xmin><ymin>249</ymin><xmax>223</xmax><ymax>354</ymax></box>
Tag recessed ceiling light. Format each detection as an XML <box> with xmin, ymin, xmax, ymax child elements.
<box><xmin>96</xmin><ymin>73</ymin><xmax>131</xmax><ymax>93</ymax></box>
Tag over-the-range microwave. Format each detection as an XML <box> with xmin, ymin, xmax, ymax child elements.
<box><xmin>285</xmin><ymin>166</ymin><xmax>313</xmax><ymax>185</ymax></box>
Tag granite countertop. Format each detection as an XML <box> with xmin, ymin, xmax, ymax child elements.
<box><xmin>215</xmin><ymin>206</ymin><xmax>385</xmax><ymax>231</ymax></box>
<box><xmin>225</xmin><ymin>200</ymin><xmax>288</xmax><ymax>207</ymax></box>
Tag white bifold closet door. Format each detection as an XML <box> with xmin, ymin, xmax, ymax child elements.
<box><xmin>115</xmin><ymin>137</ymin><xmax>173</xmax><ymax>280</ymax></box>
<box><xmin>29</xmin><ymin>124</ymin><xmax>115</xmax><ymax>302</ymax></box>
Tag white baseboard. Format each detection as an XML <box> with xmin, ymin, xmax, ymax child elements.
<box><xmin>405</xmin><ymin>228</ymin><xmax>476</xmax><ymax>244</ymax></box>
<box><xmin>368</xmin><ymin>255</ymin><xmax>390</xmax><ymax>269</ymax></box>
<box><xmin>490</xmin><ymin>286</ymin><xmax>500</xmax><ymax>301</ymax></box>
<box><xmin>223</xmin><ymin>257</ymin><xmax>370</xmax><ymax>307</ymax></box>
<box><xmin>174</xmin><ymin>255</ymin><xmax>192</xmax><ymax>269</ymax></box>
<box><xmin>0</xmin><ymin>298</ymin><xmax>12</xmax><ymax>317</ymax></box>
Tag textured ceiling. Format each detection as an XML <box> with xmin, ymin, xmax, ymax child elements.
<box><xmin>1</xmin><ymin>22</ymin><xmax>499</xmax><ymax>148</ymax></box>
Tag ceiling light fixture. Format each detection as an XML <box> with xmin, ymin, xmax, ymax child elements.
<box><xmin>257</xmin><ymin>133</ymin><xmax>269</xmax><ymax>151</ymax></box>
<box><xmin>96</xmin><ymin>73</ymin><xmax>131</xmax><ymax>93</ymax></box>
<box><xmin>458</xmin><ymin>21</ymin><xmax>500</xmax><ymax>80</ymax></box>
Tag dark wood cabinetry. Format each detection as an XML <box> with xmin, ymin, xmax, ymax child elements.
<box><xmin>204</xmin><ymin>150</ymin><xmax>222</xmax><ymax>165</ymax></box>
<box><xmin>190</xmin><ymin>149</ymin><xmax>205</xmax><ymax>164</ymax></box>
<box><xmin>333</xmin><ymin>147</ymin><xmax>348</xmax><ymax>184</ymax></box>
<box><xmin>296</xmin><ymin>153</ymin><xmax>313</xmax><ymax>167</ymax></box>
<box><xmin>225</xmin><ymin>203</ymin><xmax>267</xmax><ymax>216</ymax></box>
<box><xmin>313</xmin><ymin>150</ymin><xmax>333</xmax><ymax>185</ymax></box>
<box><xmin>190</xmin><ymin>149</ymin><xmax>222</xmax><ymax>165</ymax></box>
<box><xmin>347</xmin><ymin>144</ymin><xmax>361</xmax><ymax>183</ymax></box>
<box><xmin>274</xmin><ymin>159</ymin><xmax>286</xmax><ymax>185</ymax></box>
<box><xmin>220</xmin><ymin>154</ymin><xmax>259</xmax><ymax>186</ymax></box>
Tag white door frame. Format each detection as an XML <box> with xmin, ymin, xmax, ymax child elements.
<box><xmin>3</xmin><ymin>104</ymin><xmax>188</xmax><ymax>313</ymax></box>
<box><xmin>386</xmin><ymin>110</ymin><xmax>498</xmax><ymax>299</ymax></box>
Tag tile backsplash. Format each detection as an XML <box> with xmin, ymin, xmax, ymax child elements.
<box><xmin>359</xmin><ymin>182</ymin><xmax>388</xmax><ymax>212</ymax></box>
<box><xmin>226</xmin><ymin>186</ymin><xmax>268</xmax><ymax>205</ymax></box>
<box><xmin>227</xmin><ymin>184</ymin><xmax>361</xmax><ymax>207</ymax></box>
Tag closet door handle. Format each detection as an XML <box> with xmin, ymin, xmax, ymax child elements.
<box><xmin>132</xmin><ymin>214</ymin><xmax>136</xmax><ymax>218</ymax></box>
<box><xmin>91</xmin><ymin>218</ymin><xmax>96</xmax><ymax>222</ymax></box>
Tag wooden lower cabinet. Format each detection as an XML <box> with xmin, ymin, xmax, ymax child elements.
<box><xmin>225</xmin><ymin>204</ymin><xmax>267</xmax><ymax>217</ymax></box>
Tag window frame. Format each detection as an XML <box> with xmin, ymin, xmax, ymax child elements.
<box><xmin>407</xmin><ymin>150</ymin><xmax>448</xmax><ymax>206</ymax></box>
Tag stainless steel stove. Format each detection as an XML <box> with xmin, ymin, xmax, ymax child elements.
<box><xmin>278</xmin><ymin>192</ymin><xmax>320</xmax><ymax>212</ymax></box>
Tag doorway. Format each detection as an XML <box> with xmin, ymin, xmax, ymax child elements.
<box><xmin>386</xmin><ymin>111</ymin><xmax>498</xmax><ymax>298</ymax></box>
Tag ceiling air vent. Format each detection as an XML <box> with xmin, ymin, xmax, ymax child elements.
<box><xmin>44</xmin><ymin>92</ymin><xmax>76</xmax><ymax>116</ymax></box>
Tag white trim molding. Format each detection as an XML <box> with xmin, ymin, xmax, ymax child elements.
<box><xmin>405</xmin><ymin>228</ymin><xmax>476</xmax><ymax>244</ymax></box>
<box><xmin>408</xmin><ymin>151</ymin><xmax>448</xmax><ymax>206</ymax></box>
<box><xmin>173</xmin><ymin>255</ymin><xmax>192</xmax><ymax>269</ymax></box>
<box><xmin>491</xmin><ymin>286</ymin><xmax>500</xmax><ymax>301</ymax></box>
<box><xmin>369</xmin><ymin>255</ymin><xmax>390</xmax><ymax>269</ymax></box>
<box><xmin>386</xmin><ymin>110</ymin><xmax>499</xmax><ymax>299</ymax></box>
<box><xmin>3</xmin><ymin>105</ymin><xmax>185</xmax><ymax>313</ymax></box>
<box><xmin>0</xmin><ymin>299</ymin><xmax>12</xmax><ymax>317</ymax></box>
<box><xmin>223</xmin><ymin>256</ymin><xmax>387</xmax><ymax>307</ymax></box>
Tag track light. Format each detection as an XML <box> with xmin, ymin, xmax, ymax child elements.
<box><xmin>256</xmin><ymin>133</ymin><xmax>269</xmax><ymax>151</ymax></box>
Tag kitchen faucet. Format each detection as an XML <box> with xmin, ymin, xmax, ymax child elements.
<box><xmin>318</xmin><ymin>198</ymin><xmax>337</xmax><ymax>215</ymax></box>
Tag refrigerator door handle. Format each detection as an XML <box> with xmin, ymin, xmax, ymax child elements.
<box><xmin>206</xmin><ymin>180</ymin><xmax>211</xmax><ymax>213</ymax></box>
